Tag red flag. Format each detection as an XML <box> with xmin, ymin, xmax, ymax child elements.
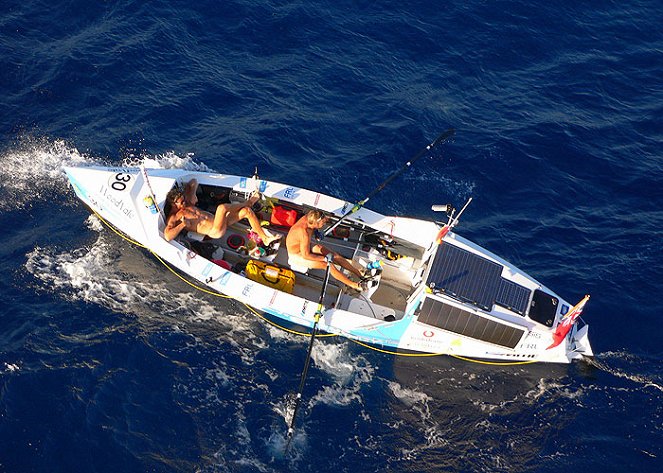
<box><xmin>547</xmin><ymin>295</ymin><xmax>590</xmax><ymax>349</ymax></box>
<box><xmin>435</xmin><ymin>225</ymin><xmax>450</xmax><ymax>244</ymax></box>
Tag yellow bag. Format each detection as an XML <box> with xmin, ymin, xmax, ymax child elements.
<box><xmin>245</xmin><ymin>259</ymin><xmax>296</xmax><ymax>294</ymax></box>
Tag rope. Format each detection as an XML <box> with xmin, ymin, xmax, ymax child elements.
<box><xmin>241</xmin><ymin>302</ymin><xmax>338</xmax><ymax>338</ymax></box>
<box><xmin>89</xmin><ymin>208</ymin><xmax>540</xmax><ymax>366</ymax></box>
<box><xmin>448</xmin><ymin>354</ymin><xmax>538</xmax><ymax>366</ymax></box>
<box><xmin>91</xmin><ymin>209</ymin><xmax>147</xmax><ymax>249</ymax></box>
<box><xmin>347</xmin><ymin>338</ymin><xmax>539</xmax><ymax>365</ymax></box>
<box><xmin>149</xmin><ymin>251</ymin><xmax>233</xmax><ymax>299</ymax></box>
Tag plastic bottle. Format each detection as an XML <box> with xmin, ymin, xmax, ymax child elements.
<box><xmin>143</xmin><ymin>195</ymin><xmax>158</xmax><ymax>214</ymax></box>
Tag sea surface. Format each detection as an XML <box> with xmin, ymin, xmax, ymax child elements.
<box><xmin>1</xmin><ymin>1</ymin><xmax>662</xmax><ymax>472</ymax></box>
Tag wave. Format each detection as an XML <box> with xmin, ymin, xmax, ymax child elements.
<box><xmin>590</xmin><ymin>351</ymin><xmax>663</xmax><ymax>393</ymax></box>
<box><xmin>0</xmin><ymin>134</ymin><xmax>215</xmax><ymax>213</ymax></box>
<box><xmin>0</xmin><ymin>135</ymin><xmax>92</xmax><ymax>211</ymax></box>
<box><xmin>122</xmin><ymin>150</ymin><xmax>214</xmax><ymax>172</ymax></box>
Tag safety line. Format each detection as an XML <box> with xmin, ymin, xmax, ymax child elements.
<box><xmin>241</xmin><ymin>302</ymin><xmax>338</xmax><ymax>338</ymax></box>
<box><xmin>347</xmin><ymin>338</ymin><xmax>539</xmax><ymax>365</ymax></box>
<box><xmin>91</xmin><ymin>209</ymin><xmax>147</xmax><ymax>249</ymax></box>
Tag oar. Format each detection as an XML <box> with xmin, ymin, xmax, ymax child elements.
<box><xmin>285</xmin><ymin>253</ymin><xmax>334</xmax><ymax>452</ymax></box>
<box><xmin>322</xmin><ymin>128</ymin><xmax>456</xmax><ymax>238</ymax></box>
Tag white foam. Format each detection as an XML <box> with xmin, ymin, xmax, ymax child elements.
<box><xmin>307</xmin><ymin>343</ymin><xmax>375</xmax><ymax>407</ymax></box>
<box><xmin>123</xmin><ymin>150</ymin><xmax>214</xmax><ymax>172</ymax></box>
<box><xmin>0</xmin><ymin>135</ymin><xmax>217</xmax><ymax>212</ymax></box>
<box><xmin>265</xmin><ymin>325</ymin><xmax>303</xmax><ymax>344</ymax></box>
<box><xmin>310</xmin><ymin>343</ymin><xmax>360</xmax><ymax>383</ymax></box>
<box><xmin>24</xmin><ymin>229</ymin><xmax>248</xmax><ymax>330</ymax></box>
<box><xmin>387</xmin><ymin>381</ymin><xmax>450</xmax><ymax>460</ymax></box>
<box><xmin>3</xmin><ymin>362</ymin><xmax>20</xmax><ymax>373</ymax></box>
<box><xmin>309</xmin><ymin>383</ymin><xmax>362</xmax><ymax>407</ymax></box>
<box><xmin>85</xmin><ymin>214</ymin><xmax>105</xmax><ymax>232</ymax></box>
<box><xmin>0</xmin><ymin>136</ymin><xmax>92</xmax><ymax>211</ymax></box>
<box><xmin>274</xmin><ymin>394</ymin><xmax>296</xmax><ymax>427</ymax></box>
<box><xmin>590</xmin><ymin>356</ymin><xmax>663</xmax><ymax>393</ymax></box>
<box><xmin>388</xmin><ymin>381</ymin><xmax>432</xmax><ymax>406</ymax></box>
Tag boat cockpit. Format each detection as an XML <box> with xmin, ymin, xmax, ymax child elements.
<box><xmin>161</xmin><ymin>180</ymin><xmax>431</xmax><ymax>322</ymax></box>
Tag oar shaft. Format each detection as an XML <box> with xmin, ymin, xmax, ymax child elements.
<box><xmin>285</xmin><ymin>256</ymin><xmax>333</xmax><ymax>451</ymax></box>
<box><xmin>323</xmin><ymin>128</ymin><xmax>455</xmax><ymax>237</ymax></box>
<box><xmin>364</xmin><ymin>129</ymin><xmax>454</xmax><ymax>202</ymax></box>
<box><xmin>140</xmin><ymin>165</ymin><xmax>166</xmax><ymax>225</ymax></box>
<box><xmin>450</xmin><ymin>197</ymin><xmax>472</xmax><ymax>227</ymax></box>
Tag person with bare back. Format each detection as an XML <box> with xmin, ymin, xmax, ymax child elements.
<box><xmin>164</xmin><ymin>178</ymin><xmax>281</xmax><ymax>245</ymax></box>
<box><xmin>285</xmin><ymin>209</ymin><xmax>365</xmax><ymax>291</ymax></box>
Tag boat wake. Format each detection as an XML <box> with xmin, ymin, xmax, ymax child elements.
<box><xmin>588</xmin><ymin>351</ymin><xmax>663</xmax><ymax>393</ymax></box>
<box><xmin>23</xmin><ymin>210</ymin><xmax>386</xmax><ymax>467</ymax></box>
<box><xmin>386</xmin><ymin>381</ymin><xmax>451</xmax><ymax>460</ymax></box>
<box><xmin>308</xmin><ymin>344</ymin><xmax>375</xmax><ymax>408</ymax></box>
<box><xmin>24</xmin><ymin>216</ymin><xmax>261</xmax><ymax>341</ymax></box>
<box><xmin>25</xmin><ymin>216</ymin><xmax>186</xmax><ymax>317</ymax></box>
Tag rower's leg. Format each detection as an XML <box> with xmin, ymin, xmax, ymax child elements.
<box><xmin>184</xmin><ymin>179</ymin><xmax>199</xmax><ymax>205</ymax></box>
<box><xmin>208</xmin><ymin>204</ymin><xmax>230</xmax><ymax>239</ymax></box>
<box><xmin>299</xmin><ymin>258</ymin><xmax>361</xmax><ymax>291</ymax></box>
<box><xmin>312</xmin><ymin>245</ymin><xmax>363</xmax><ymax>278</ymax></box>
<box><xmin>237</xmin><ymin>207</ymin><xmax>279</xmax><ymax>243</ymax></box>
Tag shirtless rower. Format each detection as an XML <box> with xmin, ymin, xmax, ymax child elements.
<box><xmin>286</xmin><ymin>209</ymin><xmax>365</xmax><ymax>291</ymax></box>
<box><xmin>164</xmin><ymin>178</ymin><xmax>281</xmax><ymax>244</ymax></box>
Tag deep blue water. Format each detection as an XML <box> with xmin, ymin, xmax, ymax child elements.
<box><xmin>1</xmin><ymin>0</ymin><xmax>662</xmax><ymax>471</ymax></box>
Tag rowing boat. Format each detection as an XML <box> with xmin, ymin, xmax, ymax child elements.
<box><xmin>63</xmin><ymin>162</ymin><xmax>593</xmax><ymax>364</ymax></box>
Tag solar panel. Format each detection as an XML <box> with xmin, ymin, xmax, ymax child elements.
<box><xmin>427</xmin><ymin>243</ymin><xmax>502</xmax><ymax>310</ymax></box>
<box><xmin>417</xmin><ymin>297</ymin><xmax>525</xmax><ymax>349</ymax></box>
<box><xmin>495</xmin><ymin>278</ymin><xmax>531</xmax><ymax>315</ymax></box>
<box><xmin>426</xmin><ymin>243</ymin><xmax>532</xmax><ymax>316</ymax></box>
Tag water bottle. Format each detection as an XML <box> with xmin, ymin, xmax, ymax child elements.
<box><xmin>143</xmin><ymin>195</ymin><xmax>158</xmax><ymax>214</ymax></box>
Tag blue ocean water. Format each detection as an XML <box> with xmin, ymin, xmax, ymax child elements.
<box><xmin>1</xmin><ymin>0</ymin><xmax>662</xmax><ymax>471</ymax></box>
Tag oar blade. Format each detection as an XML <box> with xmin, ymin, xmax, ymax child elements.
<box><xmin>431</xmin><ymin>128</ymin><xmax>456</xmax><ymax>148</ymax></box>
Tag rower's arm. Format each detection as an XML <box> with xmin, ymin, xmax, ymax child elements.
<box><xmin>184</xmin><ymin>178</ymin><xmax>198</xmax><ymax>206</ymax></box>
<box><xmin>299</xmin><ymin>233</ymin><xmax>325</xmax><ymax>262</ymax></box>
<box><xmin>164</xmin><ymin>215</ymin><xmax>186</xmax><ymax>241</ymax></box>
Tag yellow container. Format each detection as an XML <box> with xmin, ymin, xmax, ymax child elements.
<box><xmin>245</xmin><ymin>260</ymin><xmax>296</xmax><ymax>294</ymax></box>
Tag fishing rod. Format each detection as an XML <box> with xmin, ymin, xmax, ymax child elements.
<box><xmin>322</xmin><ymin>128</ymin><xmax>456</xmax><ymax>238</ymax></box>
<box><xmin>285</xmin><ymin>253</ymin><xmax>334</xmax><ymax>453</ymax></box>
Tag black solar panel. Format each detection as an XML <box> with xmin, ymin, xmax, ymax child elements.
<box><xmin>496</xmin><ymin>278</ymin><xmax>531</xmax><ymax>315</ymax></box>
<box><xmin>427</xmin><ymin>243</ymin><xmax>502</xmax><ymax>310</ymax></box>
<box><xmin>417</xmin><ymin>297</ymin><xmax>525</xmax><ymax>349</ymax></box>
<box><xmin>426</xmin><ymin>243</ymin><xmax>532</xmax><ymax>315</ymax></box>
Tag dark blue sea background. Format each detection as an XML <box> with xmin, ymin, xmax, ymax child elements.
<box><xmin>1</xmin><ymin>0</ymin><xmax>662</xmax><ymax>471</ymax></box>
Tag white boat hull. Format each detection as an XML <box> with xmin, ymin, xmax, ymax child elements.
<box><xmin>63</xmin><ymin>165</ymin><xmax>593</xmax><ymax>364</ymax></box>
